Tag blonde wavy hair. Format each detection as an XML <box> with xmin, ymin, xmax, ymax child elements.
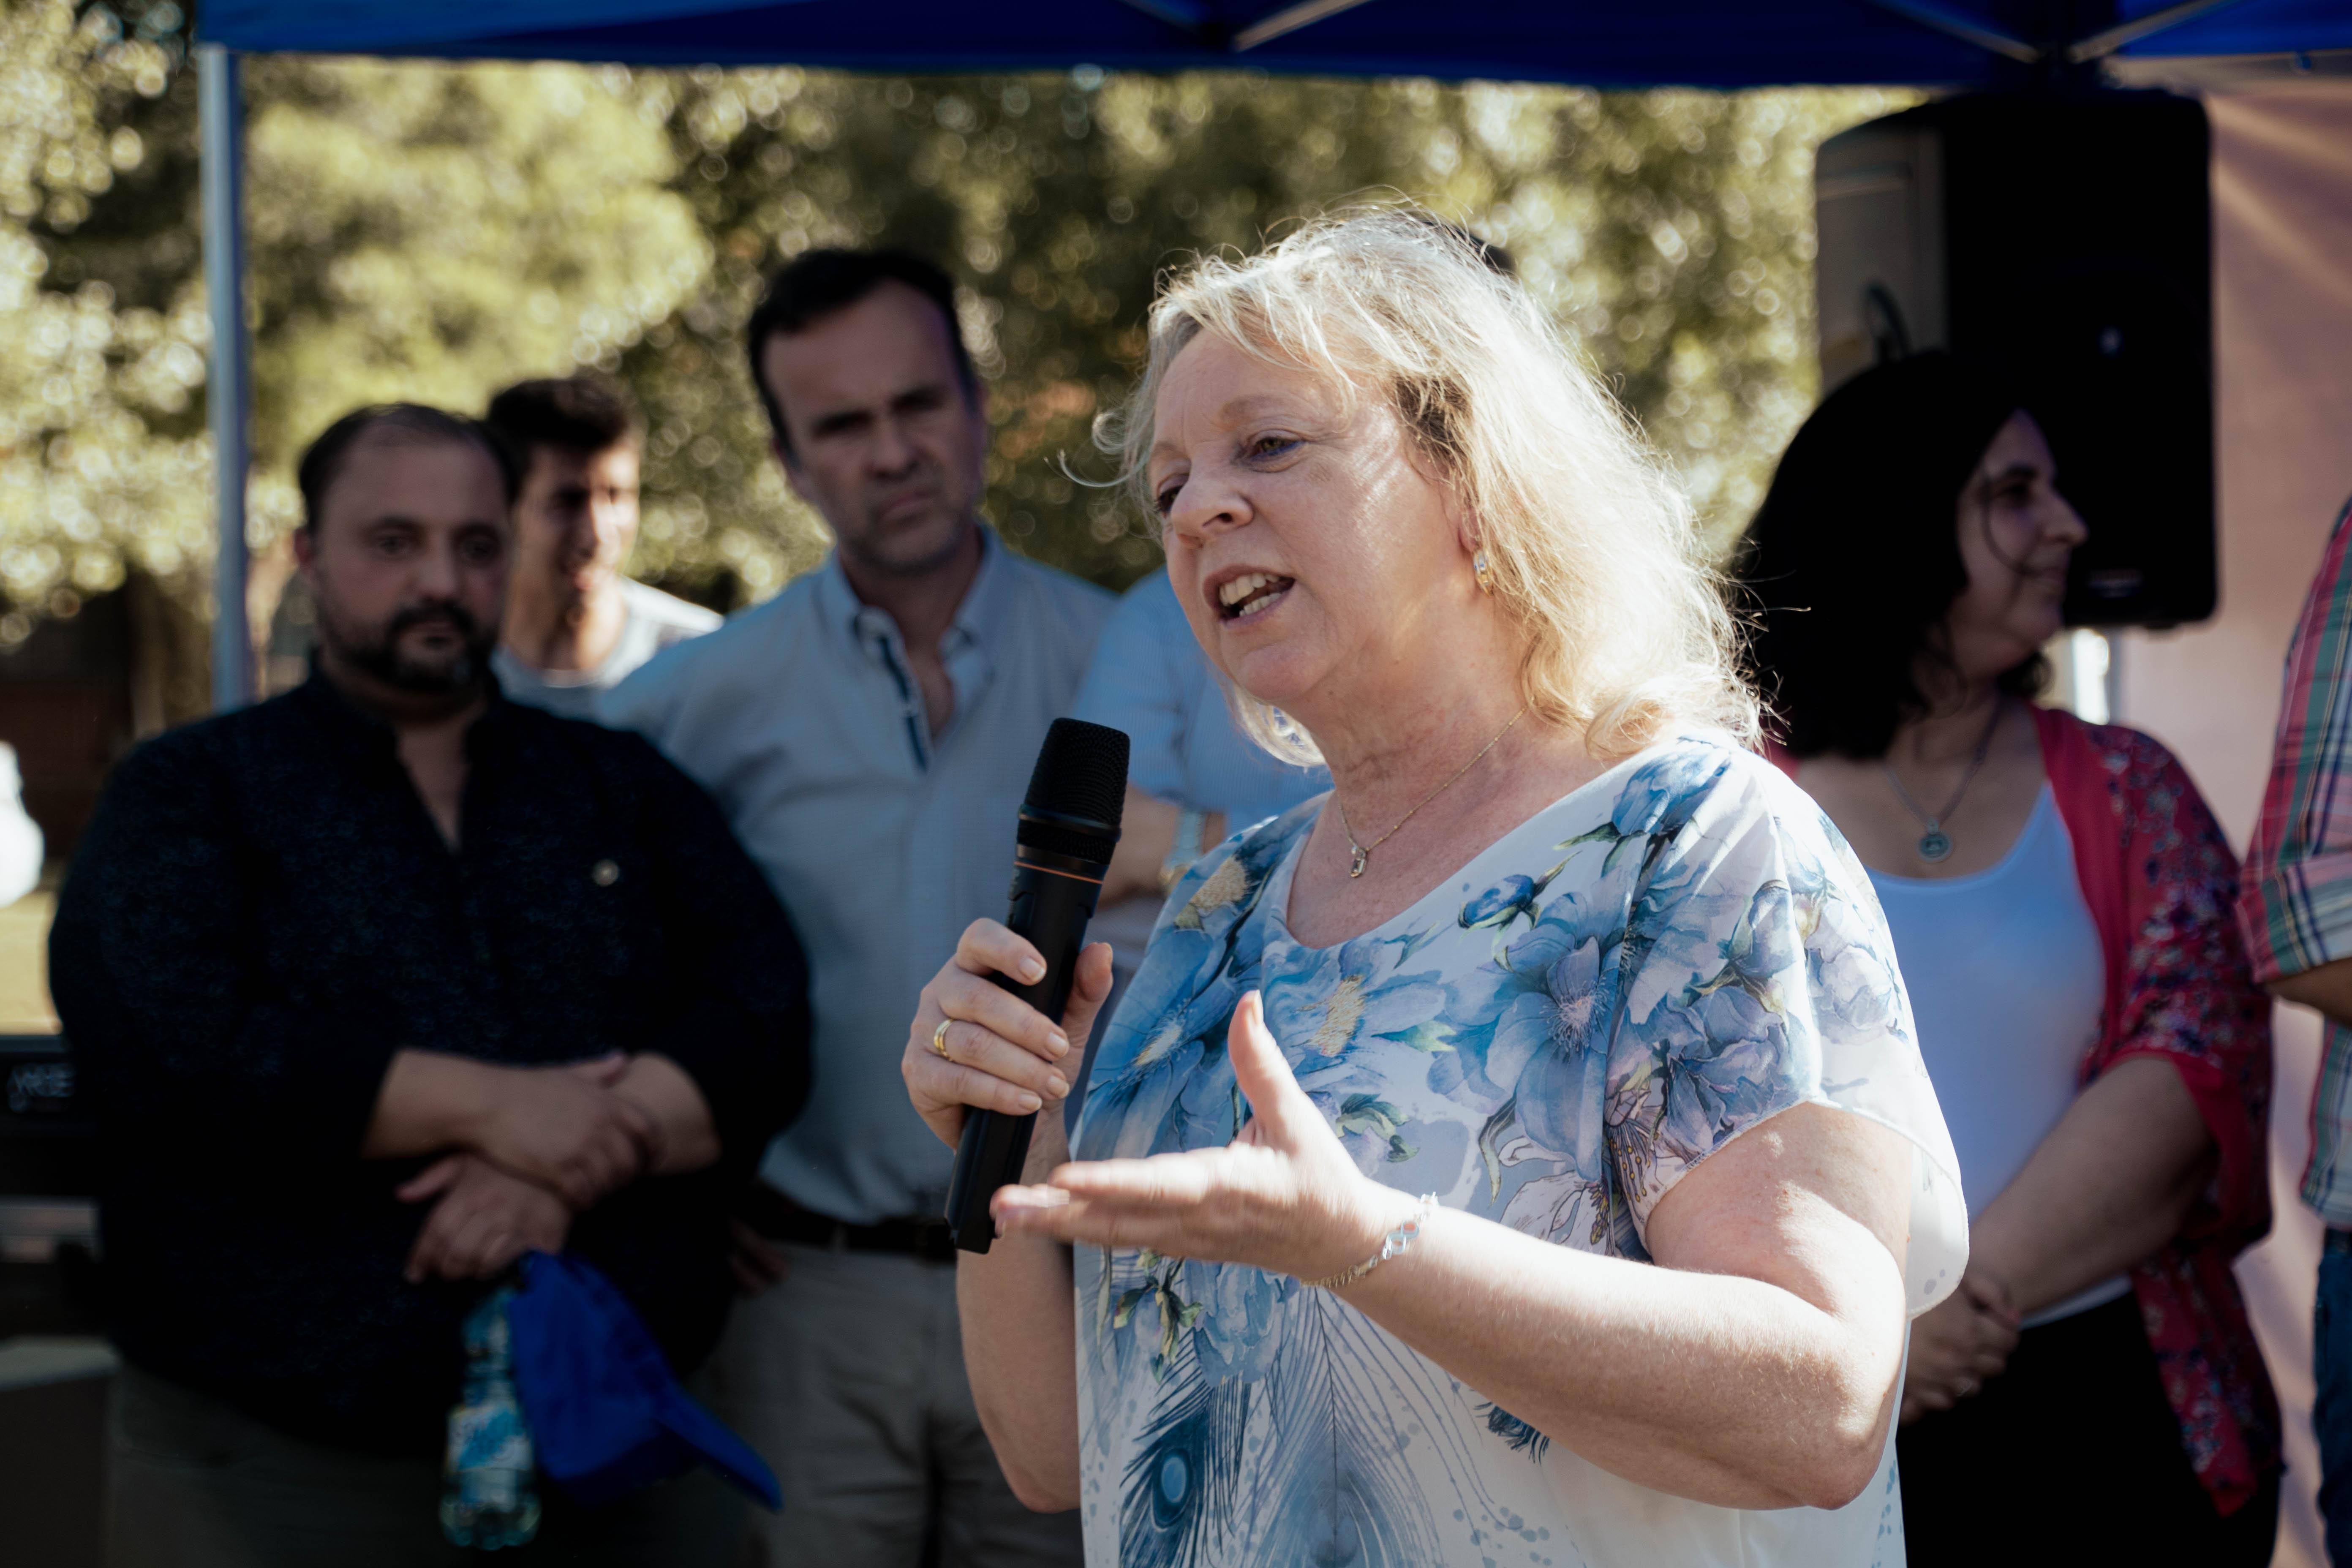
<box><xmin>1099</xmin><ymin>208</ymin><xmax>1757</xmax><ymax>763</ymax></box>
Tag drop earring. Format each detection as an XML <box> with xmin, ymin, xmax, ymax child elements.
<box><xmin>1472</xmin><ymin>549</ymin><xmax>1495</xmax><ymax>595</ymax></box>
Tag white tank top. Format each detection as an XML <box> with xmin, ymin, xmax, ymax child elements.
<box><xmin>1869</xmin><ymin>785</ymin><xmax>2129</xmax><ymax>1326</ymax></box>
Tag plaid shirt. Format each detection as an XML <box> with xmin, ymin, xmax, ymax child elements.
<box><xmin>2241</xmin><ymin>497</ymin><xmax>2352</xmax><ymax>1224</ymax></box>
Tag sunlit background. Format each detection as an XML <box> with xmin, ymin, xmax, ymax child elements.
<box><xmin>3</xmin><ymin>0</ymin><xmax>1916</xmax><ymax>725</ymax></box>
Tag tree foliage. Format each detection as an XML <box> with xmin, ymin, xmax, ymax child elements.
<box><xmin>0</xmin><ymin>0</ymin><xmax>206</xmax><ymax>646</ymax></box>
<box><xmin>240</xmin><ymin>57</ymin><xmax>706</xmax><ymax>537</ymax></box>
<box><xmin>1</xmin><ymin>0</ymin><xmax>1916</xmax><ymax>678</ymax></box>
<box><xmin>627</xmin><ymin>70</ymin><xmax>1915</xmax><ymax>602</ymax></box>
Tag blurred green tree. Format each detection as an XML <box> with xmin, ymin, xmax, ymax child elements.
<box><xmin>240</xmin><ymin>56</ymin><xmax>706</xmax><ymax>536</ymax></box>
<box><xmin>3</xmin><ymin>2</ymin><xmax>709</xmax><ymax>707</ymax></box>
<box><xmin>4</xmin><ymin>0</ymin><xmax>1914</xmax><ymax>686</ymax></box>
<box><xmin>0</xmin><ymin>0</ymin><xmax>208</xmax><ymax>651</ymax></box>
<box><xmin>235</xmin><ymin>53</ymin><xmax>707</xmax><ymax>681</ymax></box>
<box><xmin>623</xmin><ymin>70</ymin><xmax>1917</xmax><ymax>602</ymax></box>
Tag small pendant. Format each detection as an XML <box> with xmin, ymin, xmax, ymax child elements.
<box><xmin>1349</xmin><ymin>845</ymin><xmax>1369</xmax><ymax>878</ymax></box>
<box><xmin>1917</xmin><ymin>826</ymin><xmax>1954</xmax><ymax>863</ymax></box>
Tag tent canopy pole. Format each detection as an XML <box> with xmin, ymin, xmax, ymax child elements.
<box><xmin>199</xmin><ymin>43</ymin><xmax>253</xmax><ymax>712</ymax></box>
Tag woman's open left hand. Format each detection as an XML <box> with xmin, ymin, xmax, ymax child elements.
<box><xmin>994</xmin><ymin>990</ymin><xmax>1422</xmax><ymax>1280</ymax></box>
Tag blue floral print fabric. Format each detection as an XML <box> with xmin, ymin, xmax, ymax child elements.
<box><xmin>1070</xmin><ymin>735</ymin><xmax>1965</xmax><ymax>1568</ymax></box>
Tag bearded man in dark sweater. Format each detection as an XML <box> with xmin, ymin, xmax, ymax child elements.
<box><xmin>51</xmin><ymin>404</ymin><xmax>810</xmax><ymax>1566</ymax></box>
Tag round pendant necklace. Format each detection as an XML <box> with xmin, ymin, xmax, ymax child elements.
<box><xmin>1334</xmin><ymin>707</ymin><xmax>1527</xmax><ymax>879</ymax></box>
<box><xmin>1882</xmin><ymin>700</ymin><xmax>2006</xmax><ymax>865</ymax></box>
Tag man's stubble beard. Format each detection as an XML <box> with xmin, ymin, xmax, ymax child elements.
<box><xmin>318</xmin><ymin>595</ymin><xmax>498</xmax><ymax>695</ymax></box>
<box><xmin>837</xmin><ymin>491</ymin><xmax>980</xmax><ymax>582</ymax></box>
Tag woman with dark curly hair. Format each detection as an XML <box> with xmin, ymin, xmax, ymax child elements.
<box><xmin>1740</xmin><ymin>351</ymin><xmax>2280</xmax><ymax>1565</ymax></box>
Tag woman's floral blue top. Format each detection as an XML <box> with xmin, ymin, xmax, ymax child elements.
<box><xmin>1070</xmin><ymin>736</ymin><xmax>1966</xmax><ymax>1568</ymax></box>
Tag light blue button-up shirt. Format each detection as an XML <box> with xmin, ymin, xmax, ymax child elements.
<box><xmin>601</xmin><ymin>532</ymin><xmax>1113</xmax><ymax>1223</ymax></box>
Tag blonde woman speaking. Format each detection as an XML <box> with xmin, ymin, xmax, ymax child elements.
<box><xmin>901</xmin><ymin>212</ymin><xmax>1963</xmax><ymax>1568</ymax></box>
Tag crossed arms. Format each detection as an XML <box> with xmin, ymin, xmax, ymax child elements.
<box><xmin>365</xmin><ymin>1046</ymin><xmax>721</xmax><ymax>1282</ymax></box>
<box><xmin>49</xmin><ymin>725</ymin><xmax>812</xmax><ymax>1291</ymax></box>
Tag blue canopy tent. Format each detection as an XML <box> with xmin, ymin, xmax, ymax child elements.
<box><xmin>192</xmin><ymin>0</ymin><xmax>2352</xmax><ymax>707</ymax></box>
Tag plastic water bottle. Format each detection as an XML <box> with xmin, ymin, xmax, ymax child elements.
<box><xmin>440</xmin><ymin>1287</ymin><xmax>541</xmax><ymax>1549</ymax></box>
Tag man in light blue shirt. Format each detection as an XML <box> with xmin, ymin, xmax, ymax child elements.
<box><xmin>602</xmin><ymin>248</ymin><xmax>1108</xmax><ymax>1568</ymax></box>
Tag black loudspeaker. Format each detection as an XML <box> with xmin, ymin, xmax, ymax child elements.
<box><xmin>1814</xmin><ymin>93</ymin><xmax>2214</xmax><ymax>629</ymax></box>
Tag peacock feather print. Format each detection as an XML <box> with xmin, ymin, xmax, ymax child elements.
<box><xmin>1232</xmin><ymin>1299</ymin><xmax>1446</xmax><ymax>1567</ymax></box>
<box><xmin>1117</xmin><ymin>1337</ymin><xmax>1254</xmax><ymax>1568</ymax></box>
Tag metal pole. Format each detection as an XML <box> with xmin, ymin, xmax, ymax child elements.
<box><xmin>199</xmin><ymin>44</ymin><xmax>253</xmax><ymax>711</ymax></box>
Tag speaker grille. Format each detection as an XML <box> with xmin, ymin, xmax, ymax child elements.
<box><xmin>1021</xmin><ymin>718</ymin><xmax>1128</xmax><ymax>834</ymax></box>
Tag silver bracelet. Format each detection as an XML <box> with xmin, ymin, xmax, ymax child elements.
<box><xmin>1301</xmin><ymin>1194</ymin><xmax>1439</xmax><ymax>1290</ymax></box>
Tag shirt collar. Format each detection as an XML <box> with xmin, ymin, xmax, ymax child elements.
<box><xmin>818</xmin><ymin>525</ymin><xmax>1011</xmax><ymax>658</ymax></box>
<box><xmin>291</xmin><ymin>661</ymin><xmax>516</xmax><ymax>765</ymax></box>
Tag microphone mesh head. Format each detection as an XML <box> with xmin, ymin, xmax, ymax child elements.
<box><xmin>1023</xmin><ymin>719</ymin><xmax>1128</xmax><ymax>834</ymax></box>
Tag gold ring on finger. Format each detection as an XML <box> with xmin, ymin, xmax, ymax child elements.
<box><xmin>932</xmin><ymin>1018</ymin><xmax>954</xmax><ymax>1060</ymax></box>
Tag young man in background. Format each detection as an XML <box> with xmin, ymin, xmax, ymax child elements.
<box><xmin>487</xmin><ymin>373</ymin><xmax>720</xmax><ymax>716</ymax></box>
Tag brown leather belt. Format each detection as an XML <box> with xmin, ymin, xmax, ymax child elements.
<box><xmin>738</xmin><ymin>1181</ymin><xmax>958</xmax><ymax>1264</ymax></box>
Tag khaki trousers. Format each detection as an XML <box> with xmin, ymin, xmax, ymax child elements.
<box><xmin>701</xmin><ymin>1244</ymin><xmax>1084</xmax><ymax>1568</ymax></box>
<box><xmin>105</xmin><ymin>1363</ymin><xmax>746</xmax><ymax>1568</ymax></box>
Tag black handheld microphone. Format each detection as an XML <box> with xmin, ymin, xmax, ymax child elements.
<box><xmin>945</xmin><ymin>718</ymin><xmax>1129</xmax><ymax>1254</ymax></box>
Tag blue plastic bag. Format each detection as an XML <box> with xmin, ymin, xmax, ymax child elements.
<box><xmin>505</xmin><ymin>1251</ymin><xmax>780</xmax><ymax>1511</ymax></box>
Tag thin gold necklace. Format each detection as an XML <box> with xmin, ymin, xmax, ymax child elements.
<box><xmin>1333</xmin><ymin>706</ymin><xmax>1527</xmax><ymax>879</ymax></box>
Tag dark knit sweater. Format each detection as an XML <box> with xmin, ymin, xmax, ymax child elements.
<box><xmin>50</xmin><ymin>672</ymin><xmax>809</xmax><ymax>1452</ymax></box>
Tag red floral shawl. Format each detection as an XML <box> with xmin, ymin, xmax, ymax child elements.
<box><xmin>2034</xmin><ymin>706</ymin><xmax>2279</xmax><ymax>1514</ymax></box>
<box><xmin>1771</xmin><ymin>708</ymin><xmax>2280</xmax><ymax>1512</ymax></box>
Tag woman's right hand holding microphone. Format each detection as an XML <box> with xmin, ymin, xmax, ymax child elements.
<box><xmin>902</xmin><ymin>918</ymin><xmax>1115</xmax><ymax>1153</ymax></box>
